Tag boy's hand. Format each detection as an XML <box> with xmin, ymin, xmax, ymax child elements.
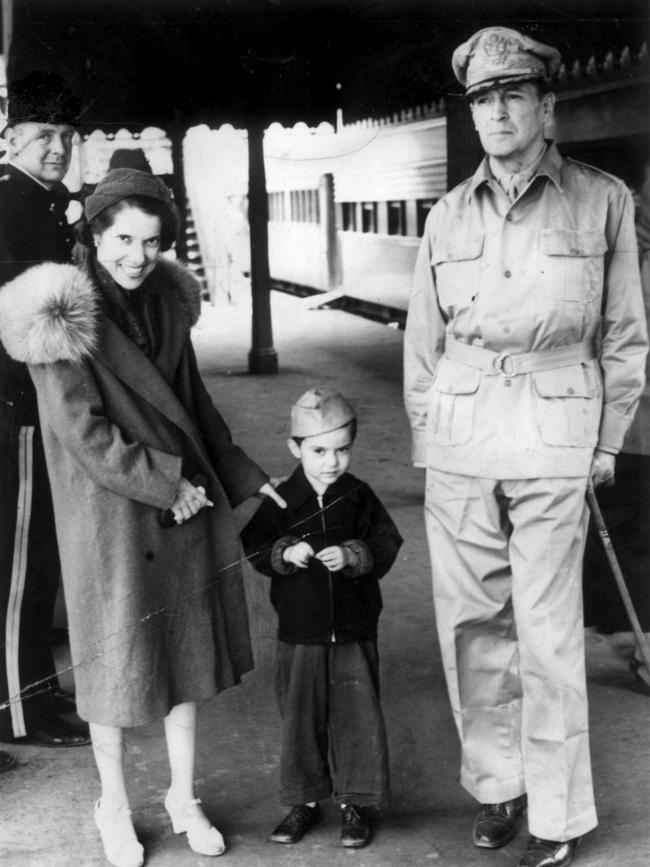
<box><xmin>283</xmin><ymin>541</ymin><xmax>315</xmax><ymax>568</ymax></box>
<box><xmin>315</xmin><ymin>546</ymin><xmax>358</xmax><ymax>572</ymax></box>
<box><xmin>258</xmin><ymin>481</ymin><xmax>287</xmax><ymax>509</ymax></box>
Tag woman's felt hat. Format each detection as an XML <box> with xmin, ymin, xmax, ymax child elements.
<box><xmin>85</xmin><ymin>168</ymin><xmax>176</xmax><ymax>227</ymax></box>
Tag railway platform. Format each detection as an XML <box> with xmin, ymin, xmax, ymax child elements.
<box><xmin>1</xmin><ymin>290</ymin><xmax>648</xmax><ymax>867</ymax></box>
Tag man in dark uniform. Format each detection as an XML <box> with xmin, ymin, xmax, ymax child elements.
<box><xmin>0</xmin><ymin>71</ymin><xmax>89</xmax><ymax>748</ymax></box>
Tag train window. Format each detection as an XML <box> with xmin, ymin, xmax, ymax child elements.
<box><xmin>388</xmin><ymin>200</ymin><xmax>406</xmax><ymax>236</ymax></box>
<box><xmin>286</xmin><ymin>189</ymin><xmax>320</xmax><ymax>223</ymax></box>
<box><xmin>362</xmin><ymin>202</ymin><xmax>378</xmax><ymax>233</ymax></box>
<box><xmin>416</xmin><ymin>199</ymin><xmax>438</xmax><ymax>236</ymax></box>
<box><xmin>342</xmin><ymin>202</ymin><xmax>357</xmax><ymax>231</ymax></box>
<box><xmin>268</xmin><ymin>192</ymin><xmax>285</xmax><ymax>221</ymax></box>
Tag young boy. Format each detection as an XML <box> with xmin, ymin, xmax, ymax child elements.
<box><xmin>242</xmin><ymin>388</ymin><xmax>402</xmax><ymax>849</ymax></box>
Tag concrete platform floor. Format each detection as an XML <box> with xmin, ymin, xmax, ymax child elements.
<box><xmin>1</xmin><ymin>292</ymin><xmax>649</xmax><ymax>866</ymax></box>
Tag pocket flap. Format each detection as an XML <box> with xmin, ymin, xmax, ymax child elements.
<box><xmin>432</xmin><ymin>234</ymin><xmax>484</xmax><ymax>265</ymax></box>
<box><xmin>434</xmin><ymin>357</ymin><xmax>481</xmax><ymax>394</ymax></box>
<box><xmin>532</xmin><ymin>364</ymin><xmax>597</xmax><ymax>398</ymax></box>
<box><xmin>541</xmin><ymin>229</ymin><xmax>607</xmax><ymax>257</ymax></box>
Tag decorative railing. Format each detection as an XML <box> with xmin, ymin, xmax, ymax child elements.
<box><xmin>342</xmin><ymin>99</ymin><xmax>446</xmax><ymax>131</ymax></box>
<box><xmin>340</xmin><ymin>41</ymin><xmax>648</xmax><ymax>130</ymax></box>
<box><xmin>555</xmin><ymin>41</ymin><xmax>647</xmax><ymax>88</ymax></box>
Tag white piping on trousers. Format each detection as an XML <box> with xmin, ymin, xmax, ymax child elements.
<box><xmin>5</xmin><ymin>425</ymin><xmax>34</xmax><ymax>737</ymax></box>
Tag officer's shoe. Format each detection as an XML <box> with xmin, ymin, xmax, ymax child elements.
<box><xmin>270</xmin><ymin>804</ymin><xmax>321</xmax><ymax>844</ymax></box>
<box><xmin>472</xmin><ymin>794</ymin><xmax>527</xmax><ymax>848</ymax></box>
<box><xmin>340</xmin><ymin>804</ymin><xmax>371</xmax><ymax>848</ymax></box>
<box><xmin>517</xmin><ymin>835</ymin><xmax>581</xmax><ymax>867</ymax></box>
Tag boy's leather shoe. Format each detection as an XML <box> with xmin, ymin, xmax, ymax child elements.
<box><xmin>517</xmin><ymin>835</ymin><xmax>581</xmax><ymax>867</ymax></box>
<box><xmin>472</xmin><ymin>793</ymin><xmax>527</xmax><ymax>848</ymax></box>
<box><xmin>340</xmin><ymin>804</ymin><xmax>370</xmax><ymax>848</ymax></box>
<box><xmin>271</xmin><ymin>804</ymin><xmax>321</xmax><ymax>844</ymax></box>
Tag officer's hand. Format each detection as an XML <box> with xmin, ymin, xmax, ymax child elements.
<box><xmin>283</xmin><ymin>541</ymin><xmax>314</xmax><ymax>568</ymax></box>
<box><xmin>590</xmin><ymin>449</ymin><xmax>616</xmax><ymax>487</ymax></box>
<box><xmin>171</xmin><ymin>476</ymin><xmax>214</xmax><ymax>524</ymax></box>
<box><xmin>258</xmin><ymin>481</ymin><xmax>287</xmax><ymax>509</ymax></box>
<box><xmin>315</xmin><ymin>546</ymin><xmax>358</xmax><ymax>572</ymax></box>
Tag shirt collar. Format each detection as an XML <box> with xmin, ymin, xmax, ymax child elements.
<box><xmin>6</xmin><ymin>162</ymin><xmax>70</xmax><ymax>205</ymax></box>
<box><xmin>9</xmin><ymin>161</ymin><xmax>56</xmax><ymax>192</ymax></box>
<box><xmin>283</xmin><ymin>464</ymin><xmax>361</xmax><ymax>509</ymax></box>
<box><xmin>467</xmin><ymin>139</ymin><xmax>563</xmax><ymax>201</ymax></box>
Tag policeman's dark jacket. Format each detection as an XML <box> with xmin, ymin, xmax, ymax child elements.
<box><xmin>0</xmin><ymin>163</ymin><xmax>73</xmax><ymax>424</ymax></box>
<box><xmin>241</xmin><ymin>465</ymin><xmax>403</xmax><ymax>644</ymax></box>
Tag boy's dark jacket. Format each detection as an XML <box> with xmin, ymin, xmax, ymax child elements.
<box><xmin>241</xmin><ymin>465</ymin><xmax>402</xmax><ymax>644</ymax></box>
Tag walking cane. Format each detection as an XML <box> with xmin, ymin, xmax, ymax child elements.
<box><xmin>586</xmin><ymin>481</ymin><xmax>650</xmax><ymax>688</ymax></box>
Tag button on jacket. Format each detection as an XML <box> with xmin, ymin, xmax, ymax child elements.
<box><xmin>404</xmin><ymin>142</ymin><xmax>647</xmax><ymax>479</ymax></box>
<box><xmin>241</xmin><ymin>466</ymin><xmax>403</xmax><ymax>645</ymax></box>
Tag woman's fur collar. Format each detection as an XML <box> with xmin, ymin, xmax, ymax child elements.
<box><xmin>0</xmin><ymin>258</ymin><xmax>202</xmax><ymax>365</ymax></box>
<box><xmin>146</xmin><ymin>258</ymin><xmax>202</xmax><ymax>326</ymax></box>
<box><xmin>0</xmin><ymin>262</ymin><xmax>98</xmax><ymax>364</ymax></box>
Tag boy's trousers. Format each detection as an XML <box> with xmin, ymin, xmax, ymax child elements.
<box><xmin>424</xmin><ymin>468</ymin><xmax>597</xmax><ymax>842</ymax></box>
<box><xmin>275</xmin><ymin>639</ymin><xmax>390</xmax><ymax>809</ymax></box>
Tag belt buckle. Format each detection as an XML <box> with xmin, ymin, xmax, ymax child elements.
<box><xmin>493</xmin><ymin>352</ymin><xmax>515</xmax><ymax>377</ymax></box>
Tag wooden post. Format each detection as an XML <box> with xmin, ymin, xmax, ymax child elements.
<box><xmin>318</xmin><ymin>172</ymin><xmax>341</xmax><ymax>289</ymax></box>
<box><xmin>247</xmin><ymin>122</ymin><xmax>278</xmax><ymax>374</ymax></box>
<box><xmin>445</xmin><ymin>95</ymin><xmax>483</xmax><ymax>190</ymax></box>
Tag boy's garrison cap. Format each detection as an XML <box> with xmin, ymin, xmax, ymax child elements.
<box><xmin>290</xmin><ymin>388</ymin><xmax>356</xmax><ymax>438</ymax></box>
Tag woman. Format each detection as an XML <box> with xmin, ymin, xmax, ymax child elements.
<box><xmin>0</xmin><ymin>168</ymin><xmax>285</xmax><ymax>866</ymax></box>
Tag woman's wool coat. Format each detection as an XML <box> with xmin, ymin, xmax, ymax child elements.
<box><xmin>0</xmin><ymin>259</ymin><xmax>267</xmax><ymax>726</ymax></box>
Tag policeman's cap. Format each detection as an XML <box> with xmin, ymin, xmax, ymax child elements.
<box><xmin>5</xmin><ymin>71</ymin><xmax>82</xmax><ymax>129</ymax></box>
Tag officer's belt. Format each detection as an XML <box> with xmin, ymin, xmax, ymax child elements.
<box><xmin>444</xmin><ymin>337</ymin><xmax>596</xmax><ymax>377</ymax></box>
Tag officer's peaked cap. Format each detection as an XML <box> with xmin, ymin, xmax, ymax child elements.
<box><xmin>452</xmin><ymin>27</ymin><xmax>561</xmax><ymax>96</ymax></box>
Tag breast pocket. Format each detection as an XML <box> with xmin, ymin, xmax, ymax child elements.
<box><xmin>429</xmin><ymin>357</ymin><xmax>481</xmax><ymax>446</ymax></box>
<box><xmin>532</xmin><ymin>363</ymin><xmax>602</xmax><ymax>447</ymax></box>
<box><xmin>432</xmin><ymin>234</ymin><xmax>484</xmax><ymax>312</ymax></box>
<box><xmin>539</xmin><ymin>229</ymin><xmax>607</xmax><ymax>301</ymax></box>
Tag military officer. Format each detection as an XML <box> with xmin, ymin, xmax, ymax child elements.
<box><xmin>0</xmin><ymin>71</ymin><xmax>89</xmax><ymax>747</ymax></box>
<box><xmin>404</xmin><ymin>27</ymin><xmax>647</xmax><ymax>867</ymax></box>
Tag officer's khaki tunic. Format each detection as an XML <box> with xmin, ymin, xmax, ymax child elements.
<box><xmin>404</xmin><ymin>143</ymin><xmax>647</xmax><ymax>841</ymax></box>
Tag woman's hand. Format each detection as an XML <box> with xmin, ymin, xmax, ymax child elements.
<box><xmin>283</xmin><ymin>541</ymin><xmax>315</xmax><ymax>568</ymax></box>
<box><xmin>258</xmin><ymin>481</ymin><xmax>287</xmax><ymax>509</ymax></box>
<box><xmin>171</xmin><ymin>476</ymin><xmax>214</xmax><ymax>525</ymax></box>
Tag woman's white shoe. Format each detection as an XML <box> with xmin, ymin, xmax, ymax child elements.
<box><xmin>164</xmin><ymin>792</ymin><xmax>226</xmax><ymax>856</ymax></box>
<box><xmin>94</xmin><ymin>799</ymin><xmax>144</xmax><ymax>867</ymax></box>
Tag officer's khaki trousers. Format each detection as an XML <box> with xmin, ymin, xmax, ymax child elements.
<box><xmin>424</xmin><ymin>469</ymin><xmax>598</xmax><ymax>841</ymax></box>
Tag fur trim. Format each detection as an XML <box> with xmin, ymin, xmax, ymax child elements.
<box><xmin>149</xmin><ymin>258</ymin><xmax>202</xmax><ymax>327</ymax></box>
<box><xmin>0</xmin><ymin>262</ymin><xmax>98</xmax><ymax>364</ymax></box>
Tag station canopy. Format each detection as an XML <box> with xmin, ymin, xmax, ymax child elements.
<box><xmin>5</xmin><ymin>0</ymin><xmax>648</xmax><ymax>134</ymax></box>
